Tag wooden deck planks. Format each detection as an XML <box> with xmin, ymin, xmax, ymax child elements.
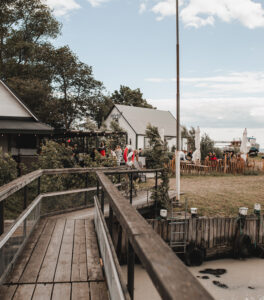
<box><xmin>0</xmin><ymin>284</ymin><xmax>17</xmax><ymax>300</ymax></box>
<box><xmin>38</xmin><ymin>219</ymin><xmax>66</xmax><ymax>282</ymax></box>
<box><xmin>52</xmin><ymin>283</ymin><xmax>71</xmax><ymax>300</ymax></box>
<box><xmin>85</xmin><ymin>219</ymin><xmax>103</xmax><ymax>281</ymax></box>
<box><xmin>72</xmin><ymin>282</ymin><xmax>90</xmax><ymax>300</ymax></box>
<box><xmin>54</xmin><ymin>219</ymin><xmax>75</xmax><ymax>282</ymax></box>
<box><xmin>6</xmin><ymin>218</ymin><xmax>47</xmax><ymax>283</ymax></box>
<box><xmin>19</xmin><ymin>219</ymin><xmax>56</xmax><ymax>283</ymax></box>
<box><xmin>90</xmin><ymin>282</ymin><xmax>109</xmax><ymax>300</ymax></box>
<box><xmin>32</xmin><ymin>284</ymin><xmax>53</xmax><ymax>300</ymax></box>
<box><xmin>71</xmin><ymin>219</ymin><xmax>88</xmax><ymax>282</ymax></box>
<box><xmin>2</xmin><ymin>217</ymin><xmax>107</xmax><ymax>300</ymax></box>
<box><xmin>13</xmin><ymin>284</ymin><xmax>35</xmax><ymax>300</ymax></box>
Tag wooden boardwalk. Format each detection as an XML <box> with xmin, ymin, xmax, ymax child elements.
<box><xmin>0</xmin><ymin>217</ymin><xmax>108</xmax><ymax>300</ymax></box>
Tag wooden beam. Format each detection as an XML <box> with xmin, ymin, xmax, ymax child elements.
<box><xmin>96</xmin><ymin>171</ymin><xmax>213</xmax><ymax>300</ymax></box>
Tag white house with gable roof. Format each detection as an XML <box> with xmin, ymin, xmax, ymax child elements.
<box><xmin>104</xmin><ymin>104</ymin><xmax>187</xmax><ymax>151</ymax></box>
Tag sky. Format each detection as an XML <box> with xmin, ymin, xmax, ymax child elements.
<box><xmin>45</xmin><ymin>0</ymin><xmax>264</xmax><ymax>147</ymax></box>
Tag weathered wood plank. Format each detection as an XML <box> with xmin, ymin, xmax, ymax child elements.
<box><xmin>13</xmin><ymin>284</ymin><xmax>35</xmax><ymax>300</ymax></box>
<box><xmin>213</xmin><ymin>218</ymin><xmax>217</xmax><ymax>247</ymax></box>
<box><xmin>32</xmin><ymin>284</ymin><xmax>53</xmax><ymax>300</ymax></box>
<box><xmin>204</xmin><ymin>219</ymin><xmax>209</xmax><ymax>248</ymax></box>
<box><xmin>54</xmin><ymin>219</ymin><xmax>75</xmax><ymax>282</ymax></box>
<box><xmin>0</xmin><ymin>284</ymin><xmax>17</xmax><ymax>300</ymax></box>
<box><xmin>85</xmin><ymin>219</ymin><xmax>103</xmax><ymax>281</ymax></box>
<box><xmin>38</xmin><ymin>219</ymin><xmax>66</xmax><ymax>282</ymax></box>
<box><xmin>52</xmin><ymin>283</ymin><xmax>71</xmax><ymax>300</ymax></box>
<box><xmin>90</xmin><ymin>282</ymin><xmax>109</xmax><ymax>300</ymax></box>
<box><xmin>72</xmin><ymin>282</ymin><xmax>90</xmax><ymax>300</ymax></box>
<box><xmin>209</xmin><ymin>218</ymin><xmax>214</xmax><ymax>248</ymax></box>
<box><xmin>5</xmin><ymin>218</ymin><xmax>47</xmax><ymax>283</ymax></box>
<box><xmin>19</xmin><ymin>219</ymin><xmax>56</xmax><ymax>283</ymax></box>
<box><xmin>71</xmin><ymin>219</ymin><xmax>88</xmax><ymax>282</ymax></box>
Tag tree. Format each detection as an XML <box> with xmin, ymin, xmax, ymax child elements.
<box><xmin>145</xmin><ymin>124</ymin><xmax>170</xmax><ymax>210</ymax></box>
<box><xmin>200</xmin><ymin>133</ymin><xmax>222</xmax><ymax>160</ymax></box>
<box><xmin>111</xmin><ymin>85</ymin><xmax>154</xmax><ymax>108</ymax></box>
<box><xmin>181</xmin><ymin>126</ymin><xmax>195</xmax><ymax>151</ymax></box>
<box><xmin>0</xmin><ymin>0</ymin><xmax>61</xmax><ymax>124</ymax></box>
<box><xmin>48</xmin><ymin>46</ymin><xmax>103</xmax><ymax>129</ymax></box>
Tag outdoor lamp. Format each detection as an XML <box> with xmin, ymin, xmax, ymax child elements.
<box><xmin>160</xmin><ymin>209</ymin><xmax>167</xmax><ymax>218</ymax></box>
<box><xmin>239</xmin><ymin>207</ymin><xmax>248</xmax><ymax>216</ymax></box>
<box><xmin>191</xmin><ymin>207</ymin><xmax>198</xmax><ymax>218</ymax></box>
<box><xmin>254</xmin><ymin>203</ymin><xmax>261</xmax><ymax>215</ymax></box>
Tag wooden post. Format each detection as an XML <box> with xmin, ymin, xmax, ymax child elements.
<box><xmin>97</xmin><ymin>180</ymin><xmax>100</xmax><ymax>198</ymax></box>
<box><xmin>23</xmin><ymin>186</ymin><xmax>27</xmax><ymax>209</ymax></box>
<box><xmin>130</xmin><ymin>173</ymin><xmax>133</xmax><ymax>204</ymax></box>
<box><xmin>0</xmin><ymin>201</ymin><xmax>4</xmax><ymax>235</ymax></box>
<box><xmin>109</xmin><ymin>206</ymin><xmax>113</xmax><ymax>238</ymax></box>
<box><xmin>127</xmin><ymin>240</ymin><xmax>135</xmax><ymax>300</ymax></box>
<box><xmin>155</xmin><ymin>171</ymin><xmax>158</xmax><ymax>217</ymax></box>
<box><xmin>85</xmin><ymin>172</ymin><xmax>88</xmax><ymax>206</ymax></box>
<box><xmin>37</xmin><ymin>176</ymin><xmax>41</xmax><ymax>195</ymax></box>
<box><xmin>101</xmin><ymin>189</ymin><xmax>104</xmax><ymax>214</ymax></box>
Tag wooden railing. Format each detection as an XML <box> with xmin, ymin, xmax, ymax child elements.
<box><xmin>96</xmin><ymin>170</ymin><xmax>213</xmax><ymax>300</ymax></box>
<box><xmin>0</xmin><ymin>167</ymin><xmax>213</xmax><ymax>300</ymax></box>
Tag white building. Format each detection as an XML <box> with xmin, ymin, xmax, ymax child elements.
<box><xmin>0</xmin><ymin>80</ymin><xmax>53</xmax><ymax>156</ymax></box>
<box><xmin>104</xmin><ymin>104</ymin><xmax>187</xmax><ymax>151</ymax></box>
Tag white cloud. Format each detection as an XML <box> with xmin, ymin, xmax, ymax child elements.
<box><xmin>151</xmin><ymin>0</ymin><xmax>264</xmax><ymax>29</ymax></box>
<box><xmin>44</xmin><ymin>0</ymin><xmax>80</xmax><ymax>16</ymax></box>
<box><xmin>145</xmin><ymin>72</ymin><xmax>264</xmax><ymax>94</ymax></box>
<box><xmin>86</xmin><ymin>0</ymin><xmax>110</xmax><ymax>7</ymax></box>
<box><xmin>139</xmin><ymin>3</ymin><xmax>147</xmax><ymax>14</ymax></box>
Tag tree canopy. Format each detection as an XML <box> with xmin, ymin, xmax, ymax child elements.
<box><xmin>0</xmin><ymin>0</ymin><xmax>155</xmax><ymax>130</ymax></box>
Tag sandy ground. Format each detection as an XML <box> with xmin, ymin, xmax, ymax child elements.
<box><xmin>189</xmin><ymin>258</ymin><xmax>264</xmax><ymax>300</ymax></box>
<box><xmin>169</xmin><ymin>175</ymin><xmax>264</xmax><ymax>216</ymax></box>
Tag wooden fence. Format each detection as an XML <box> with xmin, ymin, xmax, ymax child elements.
<box><xmin>168</xmin><ymin>157</ymin><xmax>263</xmax><ymax>175</ymax></box>
<box><xmin>148</xmin><ymin>216</ymin><xmax>264</xmax><ymax>257</ymax></box>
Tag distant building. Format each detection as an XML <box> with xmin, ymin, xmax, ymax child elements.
<box><xmin>104</xmin><ymin>104</ymin><xmax>187</xmax><ymax>151</ymax></box>
<box><xmin>0</xmin><ymin>80</ymin><xmax>53</xmax><ymax>159</ymax></box>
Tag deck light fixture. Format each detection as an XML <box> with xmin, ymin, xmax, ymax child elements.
<box><xmin>239</xmin><ymin>207</ymin><xmax>248</xmax><ymax>216</ymax></box>
<box><xmin>254</xmin><ymin>203</ymin><xmax>261</xmax><ymax>215</ymax></box>
<box><xmin>191</xmin><ymin>207</ymin><xmax>198</xmax><ymax>217</ymax></box>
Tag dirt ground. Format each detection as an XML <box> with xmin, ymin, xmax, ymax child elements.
<box><xmin>169</xmin><ymin>174</ymin><xmax>264</xmax><ymax>217</ymax></box>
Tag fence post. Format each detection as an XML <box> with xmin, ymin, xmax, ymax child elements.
<box><xmin>101</xmin><ymin>189</ymin><xmax>104</xmax><ymax>214</ymax></box>
<box><xmin>23</xmin><ymin>186</ymin><xmax>28</xmax><ymax>209</ymax></box>
<box><xmin>130</xmin><ymin>173</ymin><xmax>133</xmax><ymax>204</ymax></box>
<box><xmin>109</xmin><ymin>206</ymin><xmax>113</xmax><ymax>238</ymax></box>
<box><xmin>85</xmin><ymin>172</ymin><xmax>88</xmax><ymax>206</ymax></box>
<box><xmin>127</xmin><ymin>240</ymin><xmax>135</xmax><ymax>300</ymax></box>
<box><xmin>97</xmin><ymin>180</ymin><xmax>100</xmax><ymax>198</ymax></box>
<box><xmin>155</xmin><ymin>171</ymin><xmax>158</xmax><ymax>217</ymax></box>
<box><xmin>37</xmin><ymin>177</ymin><xmax>41</xmax><ymax>195</ymax></box>
<box><xmin>0</xmin><ymin>201</ymin><xmax>4</xmax><ymax>235</ymax></box>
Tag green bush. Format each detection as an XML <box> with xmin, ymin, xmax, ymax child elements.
<box><xmin>0</xmin><ymin>148</ymin><xmax>17</xmax><ymax>186</ymax></box>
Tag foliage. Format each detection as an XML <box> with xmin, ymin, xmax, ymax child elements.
<box><xmin>200</xmin><ymin>133</ymin><xmax>222</xmax><ymax>160</ymax></box>
<box><xmin>0</xmin><ymin>148</ymin><xmax>17</xmax><ymax>186</ymax></box>
<box><xmin>104</xmin><ymin>121</ymin><xmax>127</xmax><ymax>151</ymax></box>
<box><xmin>111</xmin><ymin>85</ymin><xmax>154</xmax><ymax>108</ymax></box>
<box><xmin>145</xmin><ymin>124</ymin><xmax>170</xmax><ymax>210</ymax></box>
<box><xmin>182</xmin><ymin>126</ymin><xmax>195</xmax><ymax>151</ymax></box>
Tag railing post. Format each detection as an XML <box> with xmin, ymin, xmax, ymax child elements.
<box><xmin>0</xmin><ymin>201</ymin><xmax>4</xmax><ymax>235</ymax></box>
<box><xmin>85</xmin><ymin>172</ymin><xmax>88</xmax><ymax>206</ymax></box>
<box><xmin>97</xmin><ymin>180</ymin><xmax>100</xmax><ymax>198</ymax></box>
<box><xmin>101</xmin><ymin>189</ymin><xmax>104</xmax><ymax>214</ymax></box>
<box><xmin>23</xmin><ymin>186</ymin><xmax>28</xmax><ymax>209</ymax></box>
<box><xmin>37</xmin><ymin>177</ymin><xmax>41</xmax><ymax>195</ymax></box>
<box><xmin>130</xmin><ymin>173</ymin><xmax>133</xmax><ymax>204</ymax></box>
<box><xmin>155</xmin><ymin>171</ymin><xmax>158</xmax><ymax>217</ymax></box>
<box><xmin>127</xmin><ymin>240</ymin><xmax>135</xmax><ymax>300</ymax></box>
<box><xmin>109</xmin><ymin>206</ymin><xmax>113</xmax><ymax>238</ymax></box>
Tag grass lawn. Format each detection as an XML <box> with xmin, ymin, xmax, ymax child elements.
<box><xmin>142</xmin><ymin>173</ymin><xmax>264</xmax><ymax>217</ymax></box>
<box><xmin>172</xmin><ymin>174</ymin><xmax>264</xmax><ymax>217</ymax></box>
